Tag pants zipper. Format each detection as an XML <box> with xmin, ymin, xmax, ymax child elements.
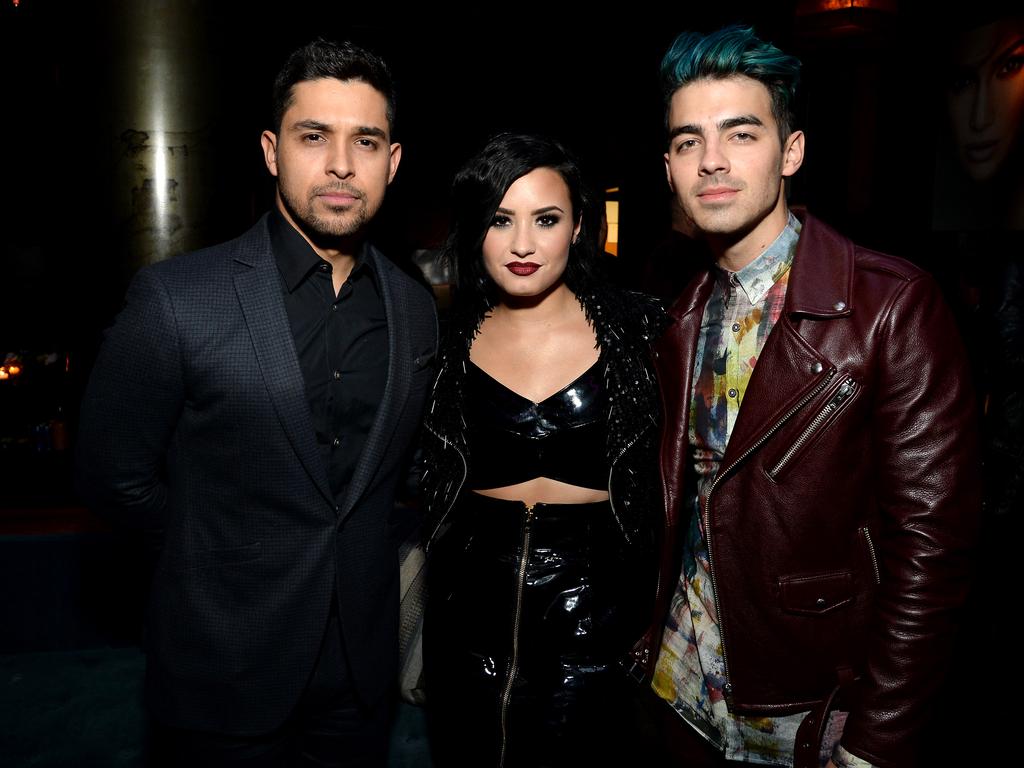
<box><xmin>497</xmin><ymin>501</ymin><xmax>535</xmax><ymax>767</ymax></box>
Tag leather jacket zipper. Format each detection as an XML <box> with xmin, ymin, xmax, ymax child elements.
<box><xmin>861</xmin><ymin>526</ymin><xmax>881</xmax><ymax>585</ymax></box>
<box><xmin>611</xmin><ymin>423</ymin><xmax>657</xmax><ymax>679</ymax></box>
<box><xmin>422</xmin><ymin>421</ymin><xmax>468</xmax><ymax>554</ymax></box>
<box><xmin>704</xmin><ymin>368</ymin><xmax>835</xmax><ymax>706</ymax></box>
<box><xmin>767</xmin><ymin>377</ymin><xmax>858</xmax><ymax>479</ymax></box>
<box><xmin>607</xmin><ymin>421</ymin><xmax>652</xmax><ymax>544</ymax></box>
<box><xmin>498</xmin><ymin>502</ymin><xmax>535</xmax><ymax>768</ymax></box>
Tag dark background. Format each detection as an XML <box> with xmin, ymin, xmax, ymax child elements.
<box><xmin>0</xmin><ymin>0</ymin><xmax>1003</xmax><ymax>653</ymax></box>
<box><xmin>0</xmin><ymin>1</ymin><xmax>1012</xmax><ymax>764</ymax></box>
<box><xmin>2</xmin><ymin>2</ymin><xmax>993</xmax><ymax>497</ymax></box>
<box><xmin>0</xmin><ymin>1</ymin><xmax>965</xmax><ymax>350</ymax></box>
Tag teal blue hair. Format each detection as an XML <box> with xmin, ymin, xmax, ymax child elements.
<box><xmin>661</xmin><ymin>25</ymin><xmax>801</xmax><ymax>141</ymax></box>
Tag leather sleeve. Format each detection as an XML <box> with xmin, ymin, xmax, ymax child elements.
<box><xmin>841</xmin><ymin>273</ymin><xmax>981</xmax><ymax>767</ymax></box>
<box><xmin>75</xmin><ymin>266</ymin><xmax>185</xmax><ymax>531</ymax></box>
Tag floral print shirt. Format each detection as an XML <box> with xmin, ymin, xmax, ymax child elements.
<box><xmin>651</xmin><ymin>215</ymin><xmax>871</xmax><ymax>768</ymax></box>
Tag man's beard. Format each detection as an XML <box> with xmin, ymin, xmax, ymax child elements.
<box><xmin>281</xmin><ymin>183</ymin><xmax>369</xmax><ymax>240</ymax></box>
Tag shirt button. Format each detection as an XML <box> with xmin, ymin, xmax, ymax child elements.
<box><xmin>319</xmin><ymin>263</ymin><xmax>331</xmax><ymax>273</ymax></box>
<box><xmin>731</xmin><ymin>322</ymin><xmax>741</xmax><ymax>333</ymax></box>
<box><xmin>811</xmin><ymin>361</ymin><xmax>824</xmax><ymax>374</ymax></box>
<box><xmin>332</xmin><ymin>370</ymin><xmax>341</xmax><ymax>381</ymax></box>
<box><xmin>331</xmin><ymin>304</ymin><xmax>338</xmax><ymax>312</ymax></box>
<box><xmin>332</xmin><ymin>437</ymin><xmax>341</xmax><ymax>448</ymax></box>
<box><xmin>833</xmin><ymin>301</ymin><xmax>847</xmax><ymax>311</ymax></box>
<box><xmin>727</xmin><ymin>388</ymin><xmax>738</xmax><ymax>398</ymax></box>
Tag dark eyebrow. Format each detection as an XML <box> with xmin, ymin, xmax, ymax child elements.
<box><xmin>354</xmin><ymin>125</ymin><xmax>388</xmax><ymax>140</ymax></box>
<box><xmin>288</xmin><ymin>121</ymin><xmax>388</xmax><ymax>141</ymax></box>
<box><xmin>995</xmin><ymin>36</ymin><xmax>1024</xmax><ymax>66</ymax></box>
<box><xmin>668</xmin><ymin>114</ymin><xmax>765</xmax><ymax>141</ymax></box>
<box><xmin>669</xmin><ymin>124</ymin><xmax>703</xmax><ymax>141</ymax></box>
<box><xmin>957</xmin><ymin>36</ymin><xmax>1024</xmax><ymax>70</ymax></box>
<box><xmin>720</xmin><ymin>115</ymin><xmax>765</xmax><ymax>131</ymax></box>
<box><xmin>493</xmin><ymin>205</ymin><xmax>567</xmax><ymax>216</ymax></box>
<box><xmin>291</xmin><ymin>119</ymin><xmax>331</xmax><ymax>132</ymax></box>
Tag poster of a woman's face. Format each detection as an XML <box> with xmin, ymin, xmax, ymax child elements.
<box><xmin>935</xmin><ymin>15</ymin><xmax>1024</xmax><ymax>230</ymax></box>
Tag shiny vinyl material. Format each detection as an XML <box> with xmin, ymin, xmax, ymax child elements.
<box><xmin>464</xmin><ymin>360</ymin><xmax>609</xmax><ymax>492</ymax></box>
<box><xmin>425</xmin><ymin>494</ymin><xmax>651</xmax><ymax>767</ymax></box>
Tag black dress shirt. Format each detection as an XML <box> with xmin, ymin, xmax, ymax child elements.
<box><xmin>269</xmin><ymin>209</ymin><xmax>389</xmax><ymax>501</ymax></box>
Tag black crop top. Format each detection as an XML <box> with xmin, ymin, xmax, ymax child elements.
<box><xmin>464</xmin><ymin>359</ymin><xmax>609</xmax><ymax>491</ymax></box>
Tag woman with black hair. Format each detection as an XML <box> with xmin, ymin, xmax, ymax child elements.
<box><xmin>420</xmin><ymin>133</ymin><xmax>664</xmax><ymax>767</ymax></box>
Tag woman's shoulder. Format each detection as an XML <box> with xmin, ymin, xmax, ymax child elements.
<box><xmin>584</xmin><ymin>286</ymin><xmax>669</xmax><ymax>343</ymax></box>
<box><xmin>623</xmin><ymin>289</ymin><xmax>667</xmax><ymax>325</ymax></box>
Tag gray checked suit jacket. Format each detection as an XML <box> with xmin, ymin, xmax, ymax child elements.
<box><xmin>76</xmin><ymin>213</ymin><xmax>438</xmax><ymax>734</ymax></box>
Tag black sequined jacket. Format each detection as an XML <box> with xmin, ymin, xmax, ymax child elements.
<box><xmin>421</xmin><ymin>288</ymin><xmax>666</xmax><ymax>555</ymax></box>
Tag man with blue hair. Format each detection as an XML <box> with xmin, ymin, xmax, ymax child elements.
<box><xmin>636</xmin><ymin>25</ymin><xmax>980</xmax><ymax>768</ymax></box>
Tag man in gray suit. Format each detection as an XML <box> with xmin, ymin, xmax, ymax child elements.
<box><xmin>76</xmin><ymin>39</ymin><xmax>437</xmax><ymax>767</ymax></box>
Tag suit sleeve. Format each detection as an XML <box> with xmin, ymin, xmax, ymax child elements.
<box><xmin>841</xmin><ymin>274</ymin><xmax>981</xmax><ymax>767</ymax></box>
<box><xmin>75</xmin><ymin>267</ymin><xmax>185</xmax><ymax>530</ymax></box>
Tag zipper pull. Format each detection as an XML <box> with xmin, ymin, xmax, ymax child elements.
<box><xmin>523</xmin><ymin>502</ymin><xmax>536</xmax><ymax>522</ymax></box>
<box><xmin>831</xmin><ymin>378</ymin><xmax>856</xmax><ymax>405</ymax></box>
<box><xmin>723</xmin><ymin>682</ymin><xmax>735</xmax><ymax>708</ymax></box>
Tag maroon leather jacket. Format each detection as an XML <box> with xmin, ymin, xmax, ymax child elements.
<box><xmin>644</xmin><ymin>211</ymin><xmax>980</xmax><ymax>768</ymax></box>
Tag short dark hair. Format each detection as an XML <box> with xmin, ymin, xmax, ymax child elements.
<box><xmin>271</xmin><ymin>39</ymin><xmax>396</xmax><ymax>135</ymax></box>
<box><xmin>444</xmin><ymin>133</ymin><xmax>603</xmax><ymax>322</ymax></box>
<box><xmin>661</xmin><ymin>25</ymin><xmax>801</xmax><ymax>142</ymax></box>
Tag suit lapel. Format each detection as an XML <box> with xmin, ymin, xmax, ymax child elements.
<box><xmin>339</xmin><ymin>246</ymin><xmax>411</xmax><ymax>520</ymax></box>
<box><xmin>233</xmin><ymin>227</ymin><xmax>333</xmax><ymax>506</ymax></box>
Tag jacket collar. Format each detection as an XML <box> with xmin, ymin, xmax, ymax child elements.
<box><xmin>229</xmin><ymin>214</ymin><xmax>406</xmax><ymax>516</ymax></box>
<box><xmin>784</xmin><ymin>208</ymin><xmax>854</xmax><ymax>319</ymax></box>
<box><xmin>666</xmin><ymin>208</ymin><xmax>854</xmax><ymax>324</ymax></box>
<box><xmin>230</xmin><ymin>215</ymin><xmax>333</xmax><ymax>506</ymax></box>
<box><xmin>666</xmin><ymin>268</ymin><xmax>715</xmax><ymax>322</ymax></box>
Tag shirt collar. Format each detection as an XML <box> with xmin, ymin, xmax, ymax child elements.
<box><xmin>268</xmin><ymin>207</ymin><xmax>375</xmax><ymax>293</ymax></box>
<box><xmin>719</xmin><ymin>212</ymin><xmax>801</xmax><ymax>305</ymax></box>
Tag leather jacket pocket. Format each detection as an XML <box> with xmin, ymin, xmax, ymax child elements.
<box><xmin>859</xmin><ymin>526</ymin><xmax>882</xmax><ymax>586</ymax></box>
<box><xmin>779</xmin><ymin>570</ymin><xmax>853</xmax><ymax>616</ymax></box>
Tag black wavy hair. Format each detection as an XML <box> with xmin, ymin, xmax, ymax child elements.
<box><xmin>443</xmin><ymin>133</ymin><xmax>605</xmax><ymax>331</ymax></box>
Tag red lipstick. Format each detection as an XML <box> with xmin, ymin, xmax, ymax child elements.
<box><xmin>506</xmin><ymin>262</ymin><xmax>540</xmax><ymax>276</ymax></box>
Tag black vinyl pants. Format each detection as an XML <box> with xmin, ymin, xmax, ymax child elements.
<box><xmin>424</xmin><ymin>494</ymin><xmax>654</xmax><ymax>768</ymax></box>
